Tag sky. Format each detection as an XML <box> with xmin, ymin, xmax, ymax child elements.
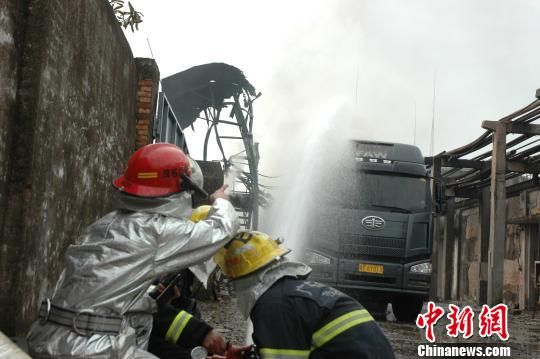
<box><xmin>125</xmin><ymin>0</ymin><xmax>540</xmax><ymax>179</ymax></box>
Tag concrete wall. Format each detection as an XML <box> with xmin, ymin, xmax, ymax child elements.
<box><xmin>0</xmin><ymin>0</ymin><xmax>157</xmax><ymax>335</ymax></box>
<box><xmin>0</xmin><ymin>0</ymin><xmax>23</xmax><ymax>262</ymax></box>
<box><xmin>0</xmin><ymin>0</ymin><xmax>29</xmax><ymax>336</ymax></box>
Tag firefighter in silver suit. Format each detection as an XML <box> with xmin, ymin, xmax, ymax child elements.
<box><xmin>27</xmin><ymin>143</ymin><xmax>239</xmax><ymax>358</ymax></box>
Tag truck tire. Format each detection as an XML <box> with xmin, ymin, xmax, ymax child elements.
<box><xmin>392</xmin><ymin>297</ymin><xmax>424</xmax><ymax>322</ymax></box>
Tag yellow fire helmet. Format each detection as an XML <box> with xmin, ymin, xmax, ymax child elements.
<box><xmin>213</xmin><ymin>230</ymin><xmax>291</xmax><ymax>280</ymax></box>
<box><xmin>190</xmin><ymin>205</ymin><xmax>212</xmax><ymax>222</ymax></box>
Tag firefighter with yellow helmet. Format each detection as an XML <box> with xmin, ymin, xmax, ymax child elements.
<box><xmin>214</xmin><ymin>230</ymin><xmax>396</xmax><ymax>359</ymax></box>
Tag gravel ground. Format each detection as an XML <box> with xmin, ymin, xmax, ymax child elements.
<box><xmin>198</xmin><ymin>295</ymin><xmax>249</xmax><ymax>346</ymax></box>
<box><xmin>198</xmin><ymin>296</ymin><xmax>540</xmax><ymax>358</ymax></box>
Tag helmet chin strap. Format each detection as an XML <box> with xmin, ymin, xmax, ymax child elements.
<box><xmin>180</xmin><ymin>173</ymin><xmax>209</xmax><ymax>199</ymax></box>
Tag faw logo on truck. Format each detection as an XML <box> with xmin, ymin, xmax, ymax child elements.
<box><xmin>355</xmin><ymin>143</ymin><xmax>392</xmax><ymax>159</ymax></box>
<box><xmin>361</xmin><ymin>216</ymin><xmax>386</xmax><ymax>230</ymax></box>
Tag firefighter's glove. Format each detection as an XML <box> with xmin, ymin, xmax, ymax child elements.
<box><xmin>202</xmin><ymin>329</ymin><xmax>227</xmax><ymax>355</ymax></box>
<box><xmin>225</xmin><ymin>344</ymin><xmax>254</xmax><ymax>359</ymax></box>
<box><xmin>210</xmin><ymin>185</ymin><xmax>229</xmax><ymax>203</ymax></box>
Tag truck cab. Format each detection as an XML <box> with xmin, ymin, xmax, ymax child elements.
<box><xmin>304</xmin><ymin>140</ymin><xmax>432</xmax><ymax>321</ymax></box>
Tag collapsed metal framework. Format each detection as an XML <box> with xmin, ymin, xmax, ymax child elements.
<box><xmin>426</xmin><ymin>89</ymin><xmax>540</xmax><ymax>305</ymax></box>
<box><xmin>155</xmin><ymin>63</ymin><xmax>264</xmax><ymax>229</ymax></box>
<box><xmin>197</xmin><ymin>83</ymin><xmax>262</xmax><ymax>229</ymax></box>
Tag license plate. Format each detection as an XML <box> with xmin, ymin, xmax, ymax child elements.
<box><xmin>358</xmin><ymin>263</ymin><xmax>384</xmax><ymax>274</ymax></box>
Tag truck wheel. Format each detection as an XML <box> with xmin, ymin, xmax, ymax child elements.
<box><xmin>392</xmin><ymin>297</ymin><xmax>424</xmax><ymax>322</ymax></box>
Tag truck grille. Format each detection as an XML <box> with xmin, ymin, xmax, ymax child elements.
<box><xmin>344</xmin><ymin>273</ymin><xmax>397</xmax><ymax>284</ymax></box>
<box><xmin>340</xmin><ymin>233</ymin><xmax>405</xmax><ymax>258</ymax></box>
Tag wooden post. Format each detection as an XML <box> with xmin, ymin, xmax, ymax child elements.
<box><xmin>429</xmin><ymin>157</ymin><xmax>442</xmax><ymax>300</ymax></box>
<box><xmin>487</xmin><ymin>122</ymin><xmax>507</xmax><ymax>305</ymax></box>
<box><xmin>444</xmin><ymin>197</ymin><xmax>456</xmax><ymax>300</ymax></box>
<box><xmin>478</xmin><ymin>187</ymin><xmax>490</xmax><ymax>305</ymax></box>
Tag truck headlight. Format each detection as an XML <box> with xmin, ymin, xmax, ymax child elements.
<box><xmin>305</xmin><ymin>251</ymin><xmax>331</xmax><ymax>265</ymax></box>
<box><xmin>409</xmin><ymin>262</ymin><xmax>432</xmax><ymax>274</ymax></box>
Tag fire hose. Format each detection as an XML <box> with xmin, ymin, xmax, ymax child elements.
<box><xmin>190</xmin><ymin>344</ymin><xmax>259</xmax><ymax>359</ymax></box>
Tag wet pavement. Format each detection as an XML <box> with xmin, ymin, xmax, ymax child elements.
<box><xmin>200</xmin><ymin>297</ymin><xmax>540</xmax><ymax>358</ymax></box>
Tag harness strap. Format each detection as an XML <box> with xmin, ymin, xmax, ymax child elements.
<box><xmin>38</xmin><ymin>299</ymin><xmax>124</xmax><ymax>336</ymax></box>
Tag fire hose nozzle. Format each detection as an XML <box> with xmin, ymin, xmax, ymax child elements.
<box><xmin>190</xmin><ymin>346</ymin><xmax>208</xmax><ymax>359</ymax></box>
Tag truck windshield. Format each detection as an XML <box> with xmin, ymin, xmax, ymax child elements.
<box><xmin>332</xmin><ymin>171</ymin><xmax>430</xmax><ymax>213</ymax></box>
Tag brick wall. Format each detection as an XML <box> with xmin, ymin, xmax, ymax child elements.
<box><xmin>136</xmin><ymin>80</ymin><xmax>153</xmax><ymax>147</ymax></box>
<box><xmin>135</xmin><ymin>58</ymin><xmax>160</xmax><ymax>148</ymax></box>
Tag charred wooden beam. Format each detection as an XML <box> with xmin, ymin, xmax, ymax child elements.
<box><xmin>487</xmin><ymin>121</ymin><xmax>506</xmax><ymax>305</ymax></box>
<box><xmin>506</xmin><ymin>161</ymin><xmax>540</xmax><ymax>174</ymax></box>
<box><xmin>454</xmin><ymin>197</ymin><xmax>479</xmax><ymax>210</ymax></box>
<box><xmin>445</xmin><ymin>187</ymin><xmax>480</xmax><ymax>199</ymax></box>
<box><xmin>442</xmin><ymin>159</ymin><xmax>487</xmax><ymax>169</ymax></box>
<box><xmin>506</xmin><ymin>176</ymin><xmax>540</xmax><ymax>196</ymax></box>
<box><xmin>440</xmin><ymin>158</ymin><xmax>540</xmax><ymax>175</ymax></box>
<box><xmin>482</xmin><ymin>121</ymin><xmax>540</xmax><ymax>135</ymax></box>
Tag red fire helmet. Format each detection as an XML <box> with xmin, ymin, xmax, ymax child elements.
<box><xmin>113</xmin><ymin>143</ymin><xmax>191</xmax><ymax>197</ymax></box>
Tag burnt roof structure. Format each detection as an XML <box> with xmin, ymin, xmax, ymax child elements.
<box><xmin>427</xmin><ymin>91</ymin><xmax>540</xmax><ymax>201</ymax></box>
<box><xmin>157</xmin><ymin>63</ymin><xmax>263</xmax><ymax>229</ymax></box>
<box><xmin>426</xmin><ymin>88</ymin><xmax>540</xmax><ymax>306</ymax></box>
<box><xmin>162</xmin><ymin>63</ymin><xmax>257</xmax><ymax>129</ymax></box>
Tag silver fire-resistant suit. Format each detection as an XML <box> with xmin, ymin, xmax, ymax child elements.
<box><xmin>27</xmin><ymin>191</ymin><xmax>239</xmax><ymax>359</ymax></box>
